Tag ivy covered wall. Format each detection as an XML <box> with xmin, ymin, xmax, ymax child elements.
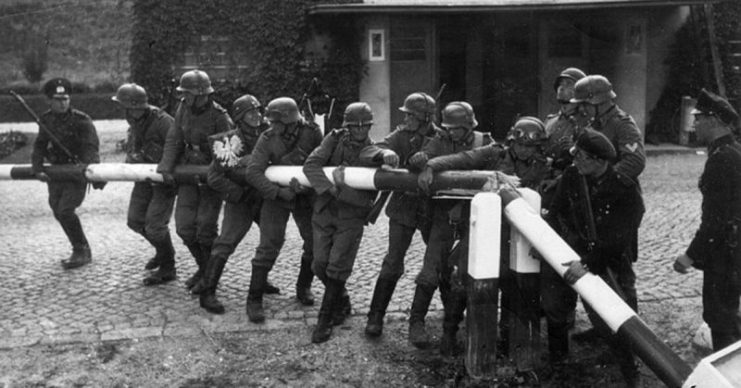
<box><xmin>130</xmin><ymin>0</ymin><xmax>364</xmax><ymax>126</ymax></box>
<box><xmin>647</xmin><ymin>2</ymin><xmax>741</xmax><ymax>143</ymax></box>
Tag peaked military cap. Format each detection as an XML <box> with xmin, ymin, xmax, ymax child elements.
<box><xmin>691</xmin><ymin>88</ymin><xmax>739</xmax><ymax>125</ymax></box>
<box><xmin>574</xmin><ymin>127</ymin><xmax>616</xmax><ymax>162</ymax></box>
<box><xmin>43</xmin><ymin>78</ymin><xmax>72</xmax><ymax>98</ymax></box>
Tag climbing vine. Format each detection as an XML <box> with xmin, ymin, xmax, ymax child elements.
<box><xmin>647</xmin><ymin>2</ymin><xmax>741</xmax><ymax>143</ymax></box>
<box><xmin>130</xmin><ymin>0</ymin><xmax>364</xmax><ymax>125</ymax></box>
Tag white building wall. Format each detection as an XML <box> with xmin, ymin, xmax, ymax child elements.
<box><xmin>359</xmin><ymin>15</ymin><xmax>392</xmax><ymax>141</ymax></box>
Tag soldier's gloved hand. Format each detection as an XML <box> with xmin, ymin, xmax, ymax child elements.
<box><xmin>161</xmin><ymin>173</ymin><xmax>176</xmax><ymax>186</ymax></box>
<box><xmin>408</xmin><ymin>152</ymin><xmax>428</xmax><ymax>168</ymax></box>
<box><xmin>417</xmin><ymin>166</ymin><xmax>434</xmax><ymax>194</ymax></box>
<box><xmin>332</xmin><ymin>166</ymin><xmax>346</xmax><ymax>187</ymax></box>
<box><xmin>382</xmin><ymin>150</ymin><xmax>400</xmax><ymax>169</ymax></box>
<box><xmin>562</xmin><ymin>260</ymin><xmax>588</xmax><ymax>285</ymax></box>
<box><xmin>35</xmin><ymin>172</ymin><xmax>50</xmax><ymax>182</ymax></box>
<box><xmin>289</xmin><ymin>177</ymin><xmax>310</xmax><ymax>194</ymax></box>
<box><xmin>673</xmin><ymin>253</ymin><xmax>693</xmax><ymax>274</ymax></box>
<box><xmin>91</xmin><ymin>181</ymin><xmax>107</xmax><ymax>190</ymax></box>
<box><xmin>277</xmin><ymin>186</ymin><xmax>296</xmax><ymax>201</ymax></box>
<box><xmin>538</xmin><ymin>178</ymin><xmax>559</xmax><ymax>194</ymax></box>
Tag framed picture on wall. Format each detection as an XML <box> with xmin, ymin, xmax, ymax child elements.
<box><xmin>369</xmin><ymin>29</ymin><xmax>385</xmax><ymax>61</ymax></box>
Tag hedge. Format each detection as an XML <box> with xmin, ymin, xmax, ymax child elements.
<box><xmin>130</xmin><ymin>0</ymin><xmax>364</xmax><ymax>130</ymax></box>
<box><xmin>0</xmin><ymin>93</ymin><xmax>124</xmax><ymax>123</ymax></box>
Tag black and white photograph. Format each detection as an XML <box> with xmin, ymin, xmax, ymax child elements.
<box><xmin>1</xmin><ymin>0</ymin><xmax>741</xmax><ymax>387</ymax></box>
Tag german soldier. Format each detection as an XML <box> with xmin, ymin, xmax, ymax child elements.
<box><xmin>550</xmin><ymin>129</ymin><xmax>644</xmax><ymax>387</ymax></box>
<box><xmin>407</xmin><ymin>101</ymin><xmax>492</xmax><ymax>348</ymax></box>
<box><xmin>157</xmin><ymin>70</ymin><xmax>233</xmax><ymax>292</ymax></box>
<box><xmin>569</xmin><ymin>74</ymin><xmax>645</xmax><ymax>342</ymax></box>
<box><xmin>198</xmin><ymin>94</ymin><xmax>271</xmax><ymax>314</ymax></box>
<box><xmin>540</xmin><ymin>67</ymin><xmax>586</xmax><ymax>208</ymax></box>
<box><xmin>304</xmin><ymin>102</ymin><xmax>381</xmax><ymax>343</ymax></box>
<box><xmin>112</xmin><ymin>83</ymin><xmax>177</xmax><ymax>285</ymax></box>
<box><xmin>359</xmin><ymin>92</ymin><xmax>437</xmax><ymax>338</ymax></box>
<box><xmin>418</xmin><ymin>116</ymin><xmax>549</xmax><ymax>357</ymax></box>
<box><xmin>32</xmin><ymin>78</ymin><xmax>103</xmax><ymax>270</ymax></box>
<box><xmin>245</xmin><ymin>97</ymin><xmax>323</xmax><ymax>323</ymax></box>
<box><xmin>673</xmin><ymin>89</ymin><xmax>741</xmax><ymax>351</ymax></box>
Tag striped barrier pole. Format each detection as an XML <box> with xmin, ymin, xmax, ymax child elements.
<box><xmin>0</xmin><ymin>164</ymin><xmax>507</xmax><ymax>193</ymax></box>
<box><xmin>498</xmin><ymin>186</ymin><xmax>692</xmax><ymax>388</ymax></box>
<box><xmin>506</xmin><ymin>188</ymin><xmax>541</xmax><ymax>374</ymax></box>
<box><xmin>465</xmin><ymin>192</ymin><xmax>501</xmax><ymax>379</ymax></box>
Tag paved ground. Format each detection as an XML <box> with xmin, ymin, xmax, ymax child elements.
<box><xmin>0</xmin><ymin>120</ymin><xmax>707</xmax><ymax>351</ymax></box>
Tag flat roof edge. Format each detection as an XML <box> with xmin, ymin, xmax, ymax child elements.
<box><xmin>308</xmin><ymin>1</ymin><xmax>718</xmax><ymax>15</ymax></box>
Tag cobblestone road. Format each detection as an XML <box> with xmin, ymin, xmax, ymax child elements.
<box><xmin>0</xmin><ymin>122</ymin><xmax>707</xmax><ymax>348</ymax></box>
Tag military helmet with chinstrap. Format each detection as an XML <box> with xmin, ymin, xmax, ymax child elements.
<box><xmin>265</xmin><ymin>97</ymin><xmax>300</xmax><ymax>124</ymax></box>
<box><xmin>343</xmin><ymin>102</ymin><xmax>374</xmax><ymax>127</ymax></box>
<box><xmin>508</xmin><ymin>116</ymin><xmax>546</xmax><ymax>145</ymax></box>
<box><xmin>43</xmin><ymin>78</ymin><xmax>72</xmax><ymax>98</ymax></box>
<box><xmin>441</xmin><ymin>101</ymin><xmax>478</xmax><ymax>130</ymax></box>
<box><xmin>691</xmin><ymin>88</ymin><xmax>739</xmax><ymax>126</ymax></box>
<box><xmin>571</xmin><ymin>75</ymin><xmax>617</xmax><ymax>105</ymax></box>
<box><xmin>232</xmin><ymin>94</ymin><xmax>262</xmax><ymax>121</ymax></box>
<box><xmin>553</xmin><ymin>67</ymin><xmax>587</xmax><ymax>91</ymax></box>
<box><xmin>176</xmin><ymin>70</ymin><xmax>214</xmax><ymax>95</ymax></box>
<box><xmin>112</xmin><ymin>83</ymin><xmax>148</xmax><ymax>109</ymax></box>
<box><xmin>399</xmin><ymin>92</ymin><xmax>436</xmax><ymax>121</ymax></box>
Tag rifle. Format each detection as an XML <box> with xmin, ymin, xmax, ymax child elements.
<box><xmin>10</xmin><ymin>91</ymin><xmax>81</xmax><ymax>165</ymax></box>
<box><xmin>364</xmin><ymin>83</ymin><xmax>448</xmax><ymax>225</ymax></box>
<box><xmin>578</xmin><ymin>174</ymin><xmax>627</xmax><ymax>300</ymax></box>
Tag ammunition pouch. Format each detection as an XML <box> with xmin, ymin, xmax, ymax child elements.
<box><xmin>184</xmin><ymin>145</ymin><xmax>210</xmax><ymax>165</ymax></box>
<box><xmin>141</xmin><ymin>142</ymin><xmax>164</xmax><ymax>163</ymax></box>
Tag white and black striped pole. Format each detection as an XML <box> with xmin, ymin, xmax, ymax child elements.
<box><xmin>507</xmin><ymin>188</ymin><xmax>542</xmax><ymax>373</ymax></box>
<box><xmin>465</xmin><ymin>192</ymin><xmax>501</xmax><ymax>378</ymax></box>
<box><xmin>0</xmin><ymin>164</ymin><xmax>504</xmax><ymax>193</ymax></box>
<box><xmin>498</xmin><ymin>186</ymin><xmax>692</xmax><ymax>388</ymax></box>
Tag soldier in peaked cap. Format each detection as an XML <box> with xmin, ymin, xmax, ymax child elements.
<box><xmin>32</xmin><ymin>77</ymin><xmax>103</xmax><ymax>270</ymax></box>
<box><xmin>544</xmin><ymin>128</ymin><xmax>645</xmax><ymax>387</ymax></box>
<box><xmin>673</xmin><ymin>88</ymin><xmax>741</xmax><ymax>351</ymax></box>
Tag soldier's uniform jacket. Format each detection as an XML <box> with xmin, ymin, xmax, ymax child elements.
<box><xmin>543</xmin><ymin>111</ymin><xmax>578</xmax><ymax>173</ymax></box>
<box><xmin>32</xmin><ymin>108</ymin><xmax>100</xmax><ymax>173</ymax></box>
<box><xmin>411</xmin><ymin>129</ymin><xmax>493</xmax><ymax>171</ymax></box>
<box><xmin>246</xmin><ymin>120</ymin><xmax>323</xmax><ymax>200</ymax></box>
<box><xmin>304</xmin><ymin>128</ymin><xmax>378</xmax><ymax>220</ymax></box>
<box><xmin>206</xmin><ymin>122</ymin><xmax>268</xmax><ymax>203</ymax></box>
<box><xmin>358</xmin><ymin>124</ymin><xmax>440</xmax><ymax>226</ymax></box>
<box><xmin>124</xmin><ymin>106</ymin><xmax>173</xmax><ymax>164</ymax></box>
<box><xmin>157</xmin><ymin>100</ymin><xmax>233</xmax><ymax>173</ymax></box>
<box><xmin>426</xmin><ymin>143</ymin><xmax>550</xmax><ymax>190</ymax></box>
<box><xmin>592</xmin><ymin>105</ymin><xmax>645</xmax><ymax>181</ymax></box>
<box><xmin>686</xmin><ymin>134</ymin><xmax>741</xmax><ymax>277</ymax></box>
<box><xmin>546</xmin><ymin>165</ymin><xmax>645</xmax><ymax>274</ymax></box>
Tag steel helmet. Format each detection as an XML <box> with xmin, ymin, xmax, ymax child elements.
<box><xmin>265</xmin><ymin>97</ymin><xmax>300</xmax><ymax>124</ymax></box>
<box><xmin>441</xmin><ymin>101</ymin><xmax>478</xmax><ymax>130</ymax></box>
<box><xmin>399</xmin><ymin>92</ymin><xmax>436</xmax><ymax>121</ymax></box>
<box><xmin>571</xmin><ymin>75</ymin><xmax>617</xmax><ymax>105</ymax></box>
<box><xmin>553</xmin><ymin>67</ymin><xmax>587</xmax><ymax>91</ymax></box>
<box><xmin>508</xmin><ymin>116</ymin><xmax>546</xmax><ymax>145</ymax></box>
<box><xmin>232</xmin><ymin>94</ymin><xmax>262</xmax><ymax>121</ymax></box>
<box><xmin>111</xmin><ymin>83</ymin><xmax>148</xmax><ymax>109</ymax></box>
<box><xmin>176</xmin><ymin>70</ymin><xmax>214</xmax><ymax>95</ymax></box>
<box><xmin>342</xmin><ymin>102</ymin><xmax>374</xmax><ymax>127</ymax></box>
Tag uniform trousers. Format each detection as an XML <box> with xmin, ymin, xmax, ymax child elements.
<box><xmin>47</xmin><ymin>180</ymin><xmax>88</xmax><ymax>249</ymax></box>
